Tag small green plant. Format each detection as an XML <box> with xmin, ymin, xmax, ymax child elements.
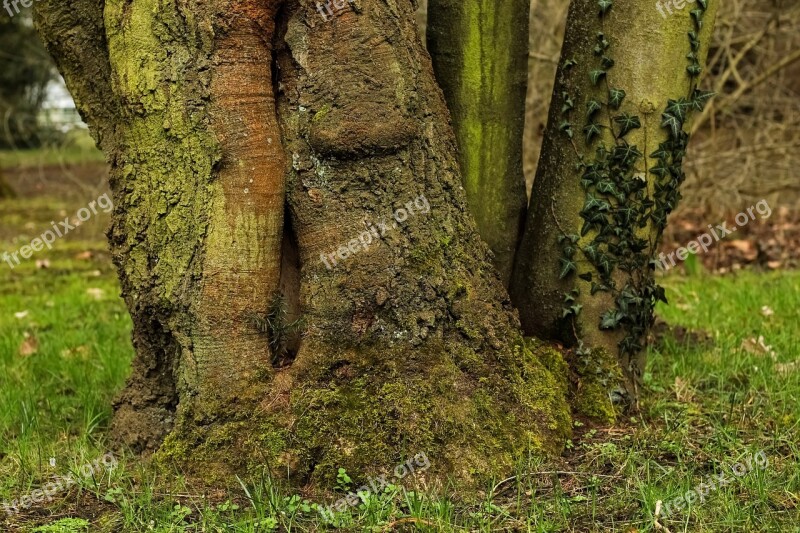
<box><xmin>335</xmin><ymin>467</ymin><xmax>353</xmax><ymax>492</ymax></box>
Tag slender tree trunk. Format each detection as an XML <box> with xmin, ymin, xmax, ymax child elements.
<box><xmin>35</xmin><ymin>0</ymin><xmax>572</xmax><ymax>489</ymax></box>
<box><xmin>511</xmin><ymin>0</ymin><xmax>718</xmax><ymax>416</ymax></box>
<box><xmin>426</xmin><ymin>0</ymin><xmax>530</xmax><ymax>285</ymax></box>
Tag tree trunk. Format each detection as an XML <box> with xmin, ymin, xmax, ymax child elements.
<box><xmin>426</xmin><ymin>0</ymin><xmax>529</xmax><ymax>285</ymax></box>
<box><xmin>35</xmin><ymin>0</ymin><xmax>572</xmax><ymax>489</ymax></box>
<box><xmin>511</xmin><ymin>0</ymin><xmax>718</xmax><ymax>416</ymax></box>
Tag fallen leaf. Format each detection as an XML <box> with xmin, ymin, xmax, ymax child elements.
<box><xmin>76</xmin><ymin>251</ymin><xmax>94</xmax><ymax>260</ymax></box>
<box><xmin>741</xmin><ymin>336</ymin><xmax>777</xmax><ymax>360</ymax></box>
<box><xmin>19</xmin><ymin>333</ymin><xmax>38</xmax><ymax>356</ymax></box>
<box><xmin>35</xmin><ymin>259</ymin><xmax>50</xmax><ymax>269</ymax></box>
<box><xmin>673</xmin><ymin>376</ymin><xmax>695</xmax><ymax>402</ymax></box>
<box><xmin>14</xmin><ymin>311</ymin><xmax>29</xmax><ymax>319</ymax></box>
<box><xmin>776</xmin><ymin>361</ymin><xmax>799</xmax><ymax>375</ymax></box>
<box><xmin>761</xmin><ymin>305</ymin><xmax>775</xmax><ymax>317</ymax></box>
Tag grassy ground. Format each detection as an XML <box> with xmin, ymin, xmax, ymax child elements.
<box><xmin>0</xmin><ymin>176</ymin><xmax>798</xmax><ymax>531</ymax></box>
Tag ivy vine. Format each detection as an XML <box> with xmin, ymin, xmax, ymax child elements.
<box><xmin>555</xmin><ymin>0</ymin><xmax>715</xmax><ymax>393</ymax></box>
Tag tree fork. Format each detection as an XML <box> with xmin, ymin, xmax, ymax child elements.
<box><xmin>34</xmin><ymin>0</ymin><xmax>573</xmax><ymax>489</ymax></box>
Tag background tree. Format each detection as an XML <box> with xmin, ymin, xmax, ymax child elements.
<box><xmin>512</xmin><ymin>0</ymin><xmax>718</xmax><ymax>415</ymax></box>
<box><xmin>0</xmin><ymin>9</ymin><xmax>53</xmax><ymax>149</ymax></box>
<box><xmin>33</xmin><ymin>0</ymin><xmax>570</xmax><ymax>489</ymax></box>
<box><xmin>427</xmin><ymin>0</ymin><xmax>530</xmax><ymax>284</ymax></box>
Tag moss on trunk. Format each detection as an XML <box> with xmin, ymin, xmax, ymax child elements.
<box><xmin>511</xmin><ymin>0</ymin><xmax>719</xmax><ymax>412</ymax></box>
<box><xmin>426</xmin><ymin>0</ymin><xmax>529</xmax><ymax>285</ymax></box>
<box><xmin>35</xmin><ymin>0</ymin><xmax>573</xmax><ymax>492</ymax></box>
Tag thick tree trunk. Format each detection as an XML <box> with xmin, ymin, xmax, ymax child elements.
<box><xmin>511</xmin><ymin>0</ymin><xmax>718</xmax><ymax>416</ymax></box>
<box><xmin>426</xmin><ymin>0</ymin><xmax>529</xmax><ymax>285</ymax></box>
<box><xmin>35</xmin><ymin>0</ymin><xmax>572</xmax><ymax>489</ymax></box>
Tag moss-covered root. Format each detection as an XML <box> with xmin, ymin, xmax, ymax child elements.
<box><xmin>155</xmin><ymin>338</ymin><xmax>572</xmax><ymax>493</ymax></box>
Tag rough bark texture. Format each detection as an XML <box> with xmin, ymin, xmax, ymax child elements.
<box><xmin>511</xmin><ymin>0</ymin><xmax>718</xmax><ymax>416</ymax></box>
<box><xmin>426</xmin><ymin>0</ymin><xmax>529</xmax><ymax>285</ymax></box>
<box><xmin>35</xmin><ymin>0</ymin><xmax>572</xmax><ymax>490</ymax></box>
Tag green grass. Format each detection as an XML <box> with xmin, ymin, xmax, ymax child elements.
<box><xmin>0</xmin><ymin>130</ymin><xmax>105</xmax><ymax>170</ymax></box>
<box><xmin>0</xmin><ymin>194</ymin><xmax>798</xmax><ymax>532</ymax></box>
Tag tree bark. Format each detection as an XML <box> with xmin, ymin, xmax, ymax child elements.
<box><xmin>35</xmin><ymin>0</ymin><xmax>572</xmax><ymax>490</ymax></box>
<box><xmin>426</xmin><ymin>0</ymin><xmax>529</xmax><ymax>285</ymax></box>
<box><xmin>511</xmin><ymin>0</ymin><xmax>718</xmax><ymax>416</ymax></box>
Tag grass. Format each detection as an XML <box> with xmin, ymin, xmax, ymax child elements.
<box><xmin>0</xmin><ymin>190</ymin><xmax>798</xmax><ymax>532</ymax></box>
<box><xmin>0</xmin><ymin>130</ymin><xmax>105</xmax><ymax>170</ymax></box>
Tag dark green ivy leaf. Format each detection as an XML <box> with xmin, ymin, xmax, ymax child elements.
<box><xmin>691</xmin><ymin>89</ymin><xmax>715</xmax><ymax>111</ymax></box>
<box><xmin>687</xmin><ymin>63</ymin><xmax>702</xmax><ymax>77</ymax></box>
<box><xmin>559</xmin><ymin>120</ymin><xmax>574</xmax><ymax>139</ymax></box>
<box><xmin>661</xmin><ymin>112</ymin><xmax>683</xmax><ymax>138</ymax></box>
<box><xmin>609</xmin><ymin>88</ymin><xmax>626</xmax><ymax>109</ymax></box>
<box><xmin>601</xmin><ymin>56</ymin><xmax>615</xmax><ymax>69</ymax></box>
<box><xmin>598</xmin><ymin>0</ymin><xmax>613</xmax><ymax>15</ymax></box>
<box><xmin>590</xmin><ymin>70</ymin><xmax>607</xmax><ymax>85</ymax></box>
<box><xmin>559</xmin><ymin>258</ymin><xmax>577</xmax><ymax>279</ymax></box>
<box><xmin>583</xmin><ymin>122</ymin><xmax>603</xmax><ymax>143</ymax></box>
<box><xmin>613</xmin><ymin>113</ymin><xmax>642</xmax><ymax>137</ymax></box>
<box><xmin>600</xmin><ymin>309</ymin><xmax>624</xmax><ymax>329</ymax></box>
<box><xmin>564</xmin><ymin>58</ymin><xmax>578</xmax><ymax>69</ymax></box>
<box><xmin>586</xmin><ymin>99</ymin><xmax>602</xmax><ymax>117</ymax></box>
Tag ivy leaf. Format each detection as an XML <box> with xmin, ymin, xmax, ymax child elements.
<box><xmin>562</xmin><ymin>93</ymin><xmax>575</xmax><ymax>113</ymax></box>
<box><xmin>559</xmin><ymin>258</ymin><xmax>577</xmax><ymax>279</ymax></box>
<box><xmin>590</xmin><ymin>70</ymin><xmax>607</xmax><ymax>86</ymax></box>
<box><xmin>586</xmin><ymin>99</ymin><xmax>602</xmax><ymax>117</ymax></box>
<box><xmin>583</xmin><ymin>121</ymin><xmax>603</xmax><ymax>143</ymax></box>
<box><xmin>612</xmin><ymin>142</ymin><xmax>643</xmax><ymax>165</ymax></box>
<box><xmin>559</xmin><ymin>120</ymin><xmax>574</xmax><ymax>139</ymax></box>
<box><xmin>600</xmin><ymin>309</ymin><xmax>624</xmax><ymax>330</ymax></box>
<box><xmin>613</xmin><ymin>113</ymin><xmax>641</xmax><ymax>137</ymax></box>
<box><xmin>691</xmin><ymin>89</ymin><xmax>715</xmax><ymax>111</ymax></box>
<box><xmin>697</xmin><ymin>0</ymin><xmax>708</xmax><ymax>10</ymax></box>
<box><xmin>688</xmin><ymin>31</ymin><xmax>701</xmax><ymax>52</ymax></box>
<box><xmin>650</xmin><ymin>145</ymin><xmax>671</xmax><ymax>160</ymax></box>
<box><xmin>608</xmin><ymin>88</ymin><xmax>626</xmax><ymax>109</ymax></box>
<box><xmin>666</xmin><ymin>99</ymin><xmax>690</xmax><ymax>122</ymax></box>
<box><xmin>579</xmin><ymin>271</ymin><xmax>593</xmax><ymax>282</ymax></box>
<box><xmin>598</xmin><ymin>0</ymin><xmax>613</xmax><ymax>15</ymax></box>
<box><xmin>661</xmin><ymin>112</ymin><xmax>683</xmax><ymax>138</ymax></box>
<box><xmin>601</xmin><ymin>56</ymin><xmax>615</xmax><ymax>70</ymax></box>
<box><xmin>690</xmin><ymin>9</ymin><xmax>704</xmax><ymax>30</ymax></box>
<box><xmin>564</xmin><ymin>58</ymin><xmax>578</xmax><ymax>69</ymax></box>
<box><xmin>687</xmin><ymin>63</ymin><xmax>702</xmax><ymax>77</ymax></box>
<box><xmin>649</xmin><ymin>164</ymin><xmax>670</xmax><ymax>179</ymax></box>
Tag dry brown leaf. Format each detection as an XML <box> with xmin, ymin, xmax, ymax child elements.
<box><xmin>741</xmin><ymin>336</ymin><xmax>777</xmax><ymax>360</ymax></box>
<box><xmin>673</xmin><ymin>377</ymin><xmax>695</xmax><ymax>403</ymax></box>
<box><xmin>86</xmin><ymin>288</ymin><xmax>105</xmax><ymax>300</ymax></box>
<box><xmin>19</xmin><ymin>333</ymin><xmax>38</xmax><ymax>357</ymax></box>
<box><xmin>761</xmin><ymin>305</ymin><xmax>775</xmax><ymax>317</ymax></box>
